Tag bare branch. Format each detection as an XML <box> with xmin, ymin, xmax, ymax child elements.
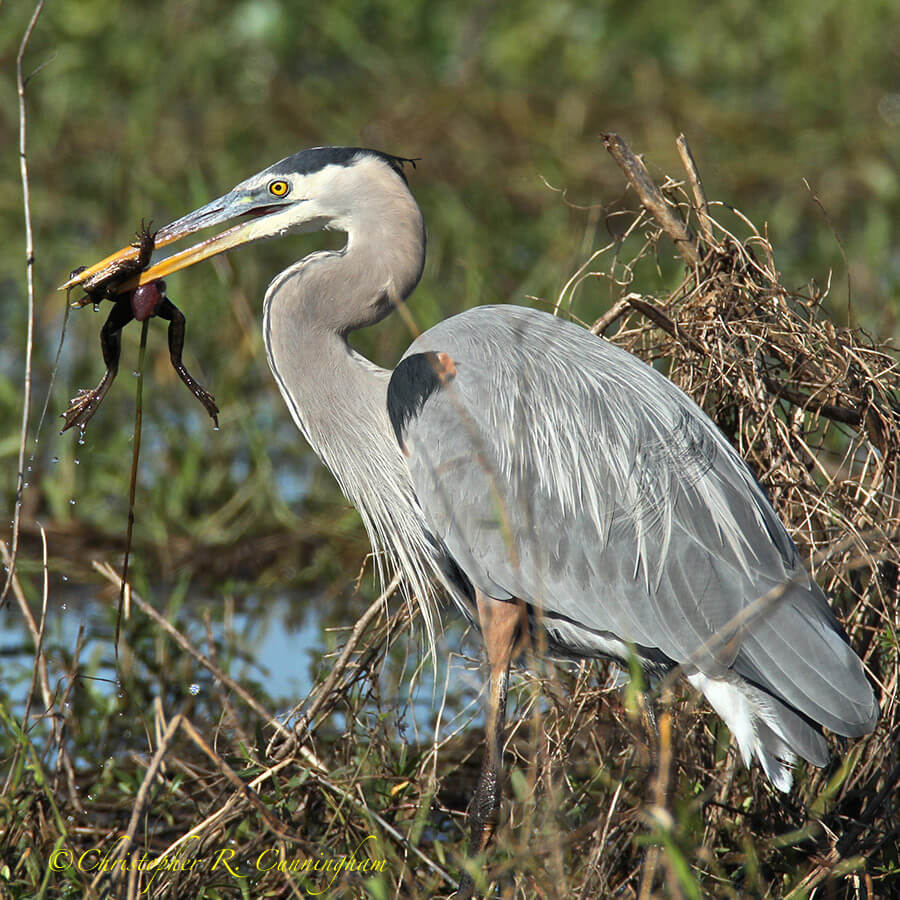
<box><xmin>2</xmin><ymin>0</ymin><xmax>46</xmax><ymax>610</ymax></box>
<box><xmin>676</xmin><ymin>133</ymin><xmax>714</xmax><ymax>247</ymax></box>
<box><xmin>600</xmin><ymin>132</ymin><xmax>700</xmax><ymax>267</ymax></box>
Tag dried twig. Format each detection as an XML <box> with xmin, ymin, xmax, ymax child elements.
<box><xmin>2</xmin><ymin>0</ymin><xmax>46</xmax><ymax>611</ymax></box>
<box><xmin>269</xmin><ymin>570</ymin><xmax>401</xmax><ymax>759</ymax></box>
<box><xmin>676</xmin><ymin>133</ymin><xmax>713</xmax><ymax>247</ymax></box>
<box><xmin>92</xmin><ymin>562</ymin><xmax>294</xmax><ymax>742</ymax></box>
<box><xmin>600</xmin><ymin>132</ymin><xmax>699</xmax><ymax>267</ymax></box>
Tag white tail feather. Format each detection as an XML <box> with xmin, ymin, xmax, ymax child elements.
<box><xmin>686</xmin><ymin>671</ymin><xmax>798</xmax><ymax>792</ymax></box>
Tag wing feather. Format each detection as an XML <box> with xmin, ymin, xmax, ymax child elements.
<box><xmin>390</xmin><ymin>305</ymin><xmax>875</xmax><ymax>733</ymax></box>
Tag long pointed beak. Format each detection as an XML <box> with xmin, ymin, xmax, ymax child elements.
<box><xmin>60</xmin><ymin>191</ymin><xmax>292</xmax><ymax>300</ymax></box>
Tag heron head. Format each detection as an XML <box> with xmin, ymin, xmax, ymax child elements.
<box><xmin>61</xmin><ymin>147</ymin><xmax>417</xmax><ymax>298</ymax></box>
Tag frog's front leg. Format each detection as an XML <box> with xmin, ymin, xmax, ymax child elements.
<box><xmin>80</xmin><ymin>221</ymin><xmax>157</xmax><ymax>303</ymax></box>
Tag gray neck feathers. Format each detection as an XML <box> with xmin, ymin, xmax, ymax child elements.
<box><xmin>271</xmin><ymin>159</ymin><xmax>426</xmax><ymax>337</ymax></box>
<box><xmin>261</xmin><ymin>164</ymin><xmax>440</xmax><ymax>642</ymax></box>
<box><xmin>261</xmin><ymin>160</ymin><xmax>425</xmax><ymax>464</ymax></box>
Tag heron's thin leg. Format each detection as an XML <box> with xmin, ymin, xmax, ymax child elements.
<box><xmin>455</xmin><ymin>593</ymin><xmax>524</xmax><ymax>900</ymax></box>
<box><xmin>61</xmin><ymin>299</ymin><xmax>133</xmax><ymax>432</ymax></box>
<box><xmin>638</xmin><ymin>689</ymin><xmax>659</xmax><ymax>768</ymax></box>
<box><xmin>155</xmin><ymin>297</ymin><xmax>219</xmax><ymax>426</ymax></box>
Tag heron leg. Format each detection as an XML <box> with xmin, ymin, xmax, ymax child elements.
<box><xmin>455</xmin><ymin>593</ymin><xmax>524</xmax><ymax>899</ymax></box>
<box><xmin>638</xmin><ymin>689</ymin><xmax>659</xmax><ymax>769</ymax></box>
<box><xmin>61</xmin><ymin>299</ymin><xmax>133</xmax><ymax>433</ymax></box>
<box><xmin>155</xmin><ymin>297</ymin><xmax>220</xmax><ymax>426</ymax></box>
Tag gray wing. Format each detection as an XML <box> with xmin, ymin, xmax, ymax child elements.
<box><xmin>388</xmin><ymin>305</ymin><xmax>875</xmax><ymax>736</ymax></box>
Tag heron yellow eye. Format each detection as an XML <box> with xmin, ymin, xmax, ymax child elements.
<box><xmin>268</xmin><ymin>180</ymin><xmax>290</xmax><ymax>197</ymax></box>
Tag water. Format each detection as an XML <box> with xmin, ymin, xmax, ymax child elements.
<box><xmin>0</xmin><ymin>585</ymin><xmax>320</xmax><ymax>720</ymax></box>
<box><xmin>0</xmin><ymin>579</ymin><xmax>483</xmax><ymax>749</ymax></box>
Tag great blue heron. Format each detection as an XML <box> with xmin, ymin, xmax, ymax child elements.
<box><xmin>65</xmin><ymin>147</ymin><xmax>878</xmax><ymax>894</ymax></box>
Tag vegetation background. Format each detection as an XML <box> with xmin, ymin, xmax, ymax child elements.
<box><xmin>1</xmin><ymin>0</ymin><xmax>899</xmax><ymax>897</ymax></box>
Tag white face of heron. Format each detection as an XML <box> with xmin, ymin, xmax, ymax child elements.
<box><xmin>231</xmin><ymin>152</ymin><xmax>413</xmax><ymax>240</ymax></box>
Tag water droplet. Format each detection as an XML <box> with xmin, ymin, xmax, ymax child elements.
<box><xmin>61</xmin><ymin>575</ymin><xmax>68</xmax><ymax>582</ymax></box>
<box><xmin>132</xmin><ymin>371</ymin><xmax>139</xmax><ymax>377</ymax></box>
<box><xmin>61</xmin><ymin>603</ymin><xmax>67</xmax><ymax>611</ymax></box>
<box><xmin>93</xmin><ymin>303</ymin><xmax>100</xmax><ymax>312</ymax></box>
<box><xmin>77</xmin><ymin>435</ymin><xmax>85</xmax><ymax>446</ymax></box>
<box><xmin>74</xmin><ymin>459</ymin><xmax>80</xmax><ymax>465</ymax></box>
<box><xmin>22</xmin><ymin>482</ymin><xmax>29</xmax><ymax>488</ymax></box>
<box><xmin>69</xmin><ymin>499</ymin><xmax>76</xmax><ymax>506</ymax></box>
<box><xmin>51</xmin><ymin>456</ymin><xmax>59</xmax><ymax>464</ymax></box>
<box><xmin>213</xmin><ymin>426</ymin><xmax>220</xmax><ymax>432</ymax></box>
<box><xmin>26</xmin><ymin>465</ymin><xmax>32</xmax><ymax>472</ymax></box>
<box><xmin>189</xmin><ymin>683</ymin><xmax>200</xmax><ymax>696</ymax></box>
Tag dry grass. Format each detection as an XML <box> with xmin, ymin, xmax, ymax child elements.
<box><xmin>2</xmin><ymin>136</ymin><xmax>899</xmax><ymax>899</ymax></box>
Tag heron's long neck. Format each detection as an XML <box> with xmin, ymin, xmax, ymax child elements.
<box><xmin>262</xmin><ymin>189</ymin><xmax>442</xmax><ymax>631</ymax></box>
<box><xmin>261</xmin><ymin>185</ymin><xmax>449</xmax><ymax>640</ymax></box>
<box><xmin>261</xmin><ymin>184</ymin><xmax>425</xmax><ymax>517</ymax></box>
